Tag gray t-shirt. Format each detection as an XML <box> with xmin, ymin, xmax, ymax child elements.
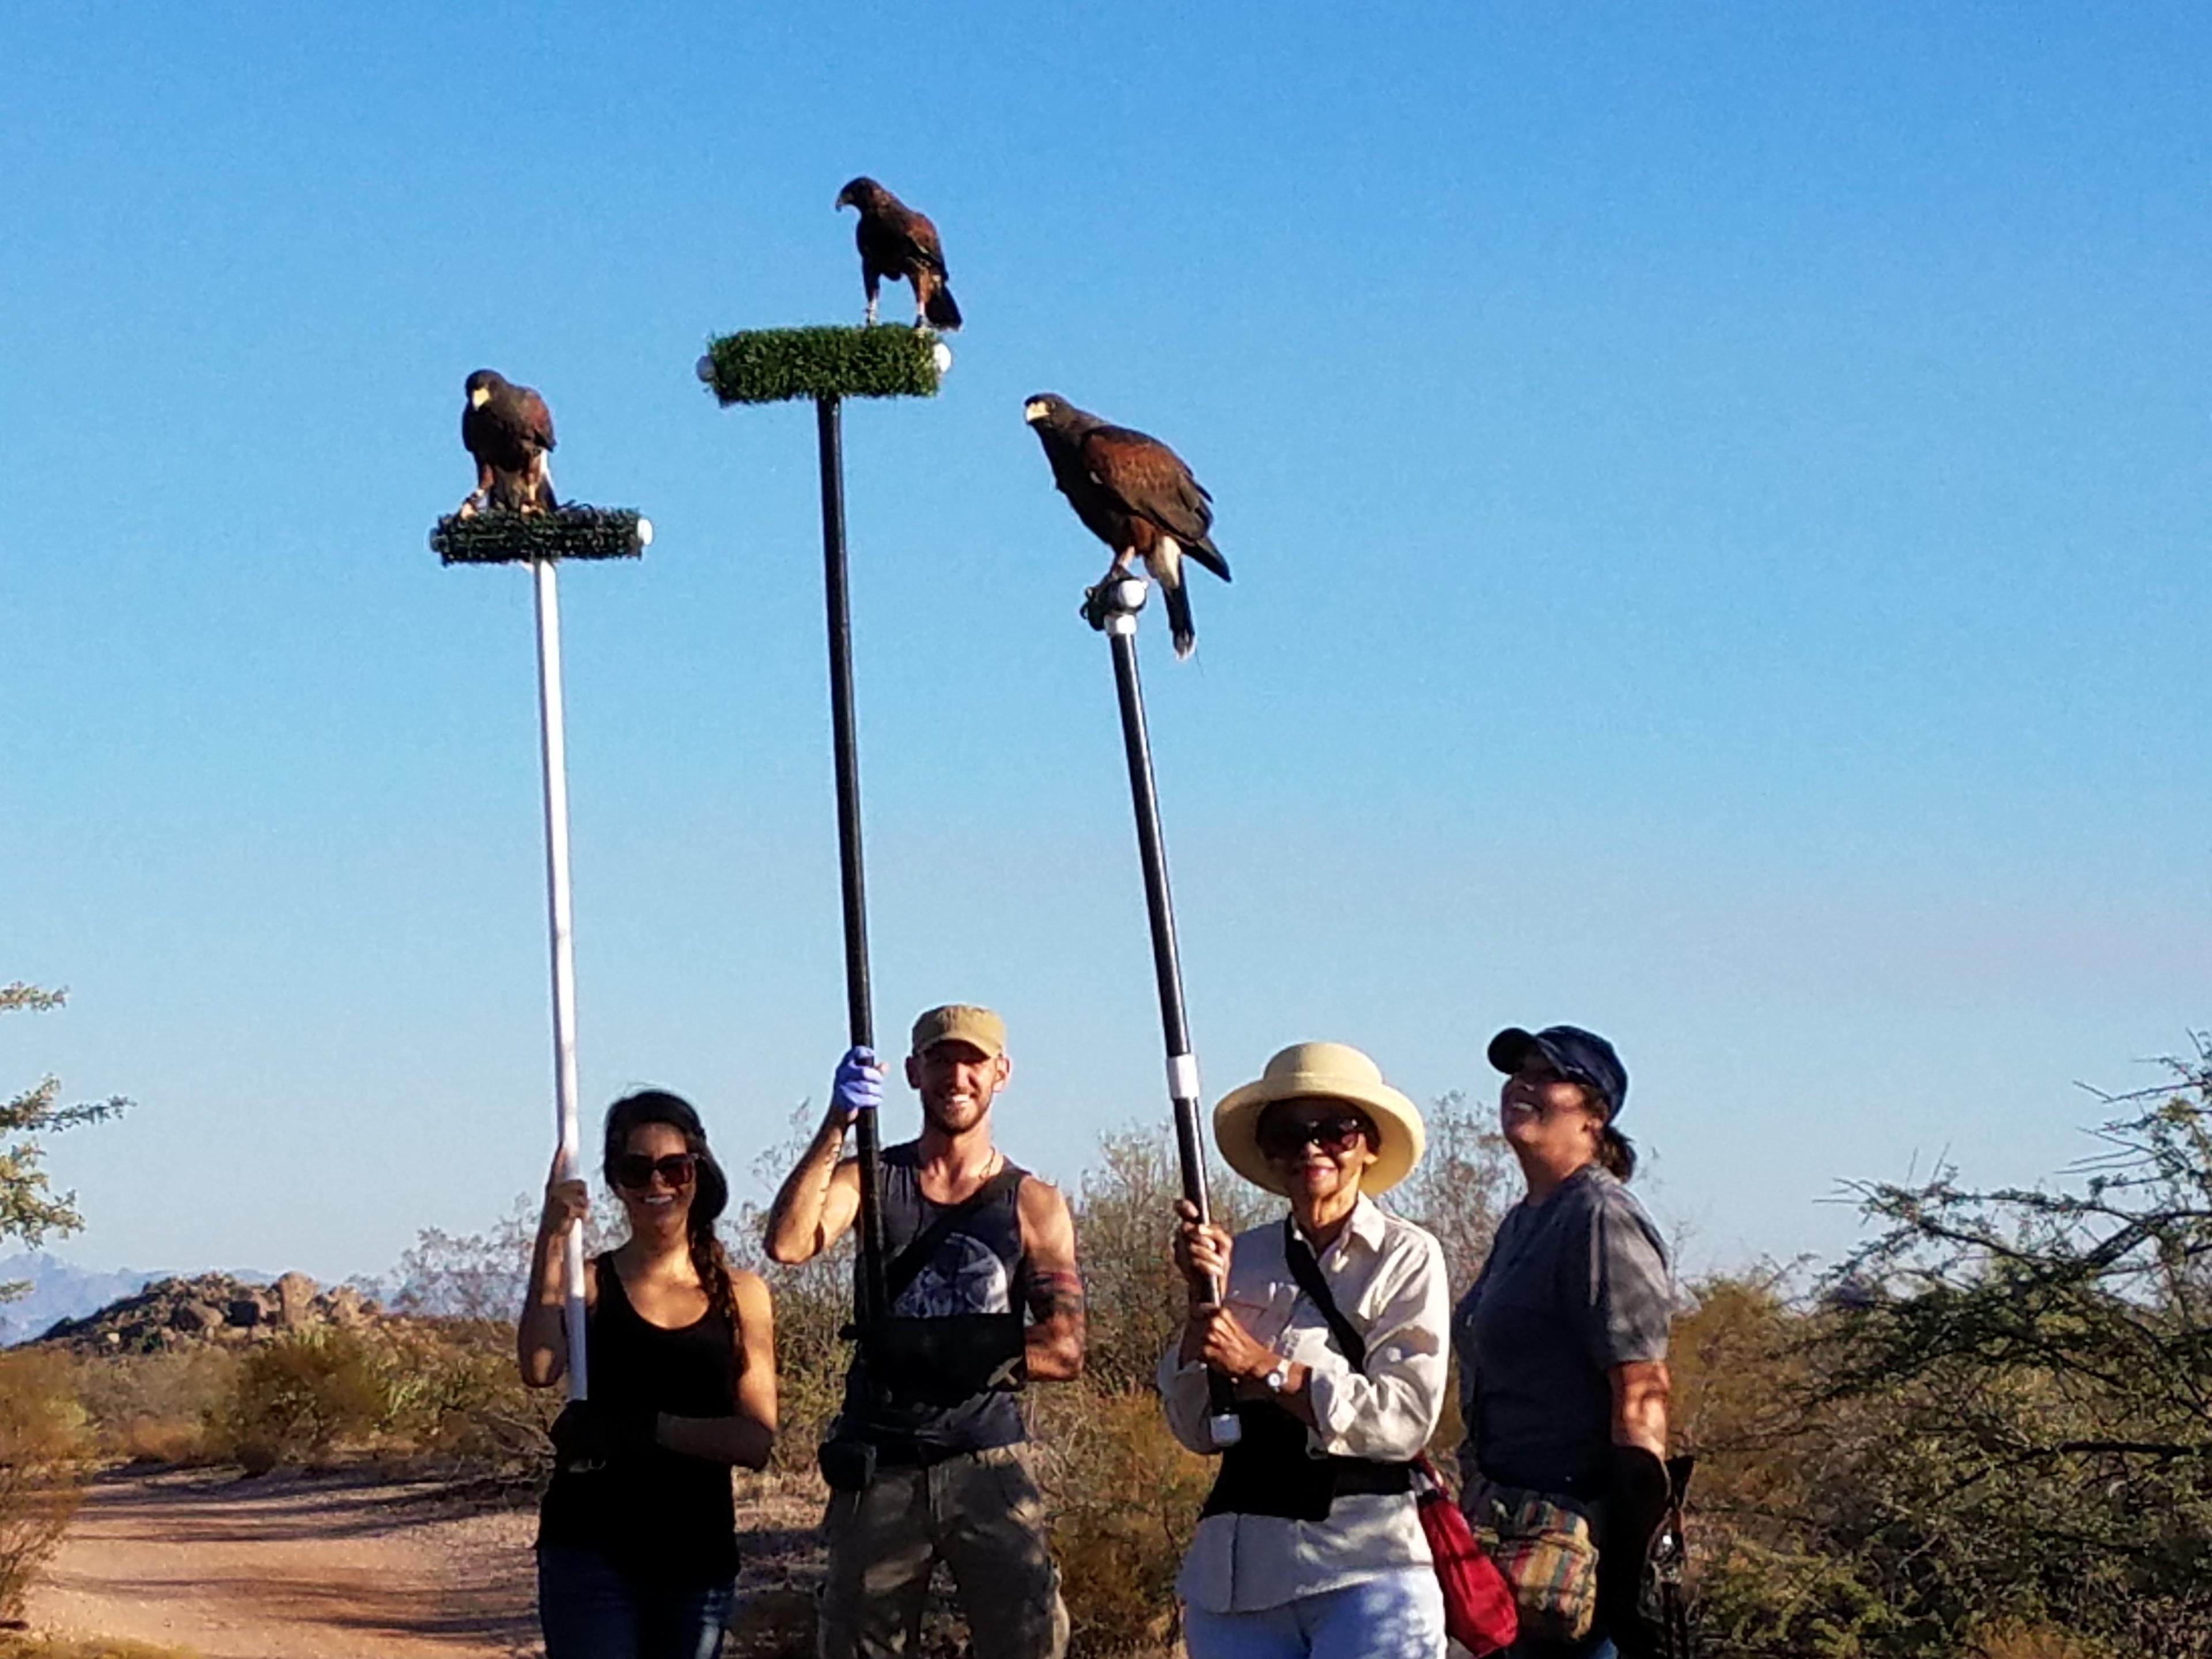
<box><xmin>1452</xmin><ymin>1164</ymin><xmax>1672</xmax><ymax>1493</ymax></box>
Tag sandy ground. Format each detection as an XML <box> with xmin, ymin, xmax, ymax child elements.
<box><xmin>23</xmin><ymin>1468</ymin><xmax>825</xmax><ymax>1659</ymax></box>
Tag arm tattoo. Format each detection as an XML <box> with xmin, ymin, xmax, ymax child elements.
<box><xmin>1025</xmin><ymin>1267</ymin><xmax>1086</xmax><ymax>1324</ymax></box>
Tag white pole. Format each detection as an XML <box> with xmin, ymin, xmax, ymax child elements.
<box><xmin>532</xmin><ymin>556</ymin><xmax>590</xmax><ymax>1400</ymax></box>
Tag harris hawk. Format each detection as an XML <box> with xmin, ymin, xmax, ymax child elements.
<box><xmin>1024</xmin><ymin>394</ymin><xmax>1229</xmax><ymax>660</ymax></box>
<box><xmin>459</xmin><ymin>369</ymin><xmax>556</xmax><ymax>516</ymax></box>
<box><xmin>835</xmin><ymin>177</ymin><xmax>962</xmax><ymax>332</ymax></box>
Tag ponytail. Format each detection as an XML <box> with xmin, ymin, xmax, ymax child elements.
<box><xmin>1596</xmin><ymin>1123</ymin><xmax>1638</xmax><ymax>1183</ymax></box>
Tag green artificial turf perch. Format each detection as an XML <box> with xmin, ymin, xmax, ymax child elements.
<box><xmin>430</xmin><ymin>506</ymin><xmax>651</xmax><ymax>566</ymax></box>
<box><xmin>698</xmin><ymin>324</ymin><xmax>946</xmax><ymax>406</ymax></box>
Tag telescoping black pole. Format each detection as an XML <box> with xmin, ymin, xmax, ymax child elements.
<box><xmin>1090</xmin><ymin>575</ymin><xmax>1241</xmax><ymax>1448</ymax></box>
<box><xmin>817</xmin><ymin>393</ymin><xmax>888</xmax><ymax>1328</ymax></box>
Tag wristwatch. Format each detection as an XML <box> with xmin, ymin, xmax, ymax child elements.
<box><xmin>1262</xmin><ymin>1360</ymin><xmax>1291</xmax><ymax>1394</ymax></box>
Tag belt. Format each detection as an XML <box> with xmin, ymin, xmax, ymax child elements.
<box><xmin>870</xmin><ymin>1437</ymin><xmax>1012</xmax><ymax>1470</ymax></box>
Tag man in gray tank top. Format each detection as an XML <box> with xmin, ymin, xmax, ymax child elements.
<box><xmin>766</xmin><ymin>1004</ymin><xmax>1084</xmax><ymax>1659</ymax></box>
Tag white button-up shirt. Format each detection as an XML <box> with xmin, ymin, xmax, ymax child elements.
<box><xmin>1158</xmin><ymin>1195</ymin><xmax>1450</xmax><ymax>1613</ymax></box>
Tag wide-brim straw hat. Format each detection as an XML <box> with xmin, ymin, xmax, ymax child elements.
<box><xmin>1214</xmin><ymin>1041</ymin><xmax>1427</xmax><ymax>1197</ymax></box>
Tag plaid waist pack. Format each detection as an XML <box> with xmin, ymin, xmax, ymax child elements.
<box><xmin>1467</xmin><ymin>1479</ymin><xmax>1600</xmax><ymax>1644</ymax></box>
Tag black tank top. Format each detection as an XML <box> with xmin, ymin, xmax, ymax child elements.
<box><xmin>840</xmin><ymin>1143</ymin><xmax>1029</xmax><ymax>1455</ymax></box>
<box><xmin>536</xmin><ymin>1253</ymin><xmax>740</xmax><ymax>1586</ymax></box>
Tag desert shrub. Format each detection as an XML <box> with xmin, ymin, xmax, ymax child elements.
<box><xmin>69</xmin><ymin>1347</ymin><xmax>240</xmax><ymax>1464</ymax></box>
<box><xmin>1969</xmin><ymin>1623</ymin><xmax>2120</xmax><ymax>1659</ymax></box>
<box><xmin>743</xmin><ymin>1239</ymin><xmax>850</xmax><ymax>1472</ymax></box>
<box><xmin>378</xmin><ymin>1317</ymin><xmax>557</xmax><ymax>1471</ymax></box>
<box><xmin>727</xmin><ymin>1104</ymin><xmax>861</xmax><ymax>1475</ymax></box>
<box><xmin>1390</xmin><ymin>1090</ymin><xmax>1517</xmax><ymax>1291</ymax></box>
<box><xmin>0</xmin><ymin>1639</ymin><xmax>201</xmax><ymax>1659</ymax></box>
<box><xmin>387</xmin><ymin>1194</ymin><xmax>611</xmax><ymax>1320</ymax></box>
<box><xmin>0</xmin><ymin>1349</ymin><xmax>86</xmax><ymax>1622</ymax></box>
<box><xmin>1031</xmin><ymin>1387</ymin><xmax>1217</xmax><ymax>1657</ymax></box>
<box><xmin>208</xmin><ymin>1325</ymin><xmax>393</xmax><ymax>1471</ymax></box>
<box><xmin>1070</xmin><ymin>1128</ymin><xmax>1275</xmax><ymax>1395</ymax></box>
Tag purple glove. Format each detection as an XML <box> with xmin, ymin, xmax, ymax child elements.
<box><xmin>831</xmin><ymin>1046</ymin><xmax>884</xmax><ymax>1124</ymax></box>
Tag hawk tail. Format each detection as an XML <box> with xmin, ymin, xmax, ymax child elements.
<box><xmin>1162</xmin><ymin>577</ymin><xmax>1198</xmax><ymax>661</ymax></box>
<box><xmin>926</xmin><ymin>283</ymin><xmax>963</xmax><ymax>331</ymax></box>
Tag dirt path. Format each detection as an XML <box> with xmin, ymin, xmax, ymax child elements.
<box><xmin>25</xmin><ymin>1468</ymin><xmax>543</xmax><ymax>1658</ymax></box>
<box><xmin>24</xmin><ymin>1468</ymin><xmax>828</xmax><ymax>1659</ymax></box>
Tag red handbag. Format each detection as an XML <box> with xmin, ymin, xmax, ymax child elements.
<box><xmin>1414</xmin><ymin>1456</ymin><xmax>1519</xmax><ymax>1655</ymax></box>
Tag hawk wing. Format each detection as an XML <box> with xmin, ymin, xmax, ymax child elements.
<box><xmin>512</xmin><ymin>385</ymin><xmax>556</xmax><ymax>453</ymax></box>
<box><xmin>861</xmin><ymin>202</ymin><xmax>948</xmax><ymax>281</ymax></box>
<box><xmin>1036</xmin><ymin>427</ymin><xmax>1128</xmax><ymax>551</ymax></box>
<box><xmin>1081</xmin><ymin>426</ymin><xmax>1229</xmax><ymax>581</ymax></box>
<box><xmin>885</xmin><ymin>203</ymin><xmax>948</xmax><ymax>277</ymax></box>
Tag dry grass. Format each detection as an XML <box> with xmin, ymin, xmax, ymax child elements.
<box><xmin>0</xmin><ymin>1352</ymin><xmax>87</xmax><ymax>1623</ymax></box>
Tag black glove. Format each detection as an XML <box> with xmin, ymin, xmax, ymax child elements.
<box><xmin>548</xmin><ymin>1399</ymin><xmax>658</xmax><ymax>1472</ymax></box>
<box><xmin>1598</xmin><ymin>1444</ymin><xmax>1671</xmax><ymax>1656</ymax></box>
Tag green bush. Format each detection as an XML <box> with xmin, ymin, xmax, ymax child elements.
<box><xmin>208</xmin><ymin>1326</ymin><xmax>393</xmax><ymax>1471</ymax></box>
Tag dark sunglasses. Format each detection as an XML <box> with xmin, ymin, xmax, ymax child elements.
<box><xmin>1256</xmin><ymin>1115</ymin><xmax>1370</xmax><ymax>1159</ymax></box>
<box><xmin>611</xmin><ymin>1152</ymin><xmax>696</xmax><ymax>1191</ymax></box>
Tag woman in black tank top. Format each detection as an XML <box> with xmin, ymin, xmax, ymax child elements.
<box><xmin>519</xmin><ymin>1091</ymin><xmax>778</xmax><ymax>1659</ymax></box>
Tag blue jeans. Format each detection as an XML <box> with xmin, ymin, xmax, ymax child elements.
<box><xmin>537</xmin><ymin>1544</ymin><xmax>736</xmax><ymax>1659</ymax></box>
<box><xmin>1183</xmin><ymin>1569</ymin><xmax>1445</xmax><ymax>1659</ymax></box>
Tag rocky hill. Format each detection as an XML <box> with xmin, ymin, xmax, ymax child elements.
<box><xmin>0</xmin><ymin>1251</ymin><xmax>161</xmax><ymax>1345</ymax></box>
<box><xmin>37</xmin><ymin>1270</ymin><xmax>381</xmax><ymax>1354</ymax></box>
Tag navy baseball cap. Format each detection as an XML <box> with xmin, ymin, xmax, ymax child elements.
<box><xmin>1487</xmin><ymin>1025</ymin><xmax>1628</xmax><ymax>1121</ymax></box>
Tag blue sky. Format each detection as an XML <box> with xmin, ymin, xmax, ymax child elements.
<box><xmin>3</xmin><ymin>3</ymin><xmax>2205</xmax><ymax>1286</ymax></box>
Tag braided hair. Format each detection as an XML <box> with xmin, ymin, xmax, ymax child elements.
<box><xmin>601</xmin><ymin>1090</ymin><xmax>741</xmax><ymax>1346</ymax></box>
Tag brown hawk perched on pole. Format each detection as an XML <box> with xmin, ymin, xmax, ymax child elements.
<box><xmin>459</xmin><ymin>369</ymin><xmax>556</xmax><ymax>516</ymax></box>
<box><xmin>835</xmin><ymin>177</ymin><xmax>962</xmax><ymax>332</ymax></box>
<box><xmin>1024</xmin><ymin>393</ymin><xmax>1229</xmax><ymax>660</ymax></box>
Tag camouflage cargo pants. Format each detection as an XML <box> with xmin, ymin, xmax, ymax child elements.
<box><xmin>817</xmin><ymin>1442</ymin><xmax>1069</xmax><ymax>1659</ymax></box>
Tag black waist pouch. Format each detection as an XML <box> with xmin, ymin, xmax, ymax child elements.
<box><xmin>817</xmin><ymin>1433</ymin><xmax>878</xmax><ymax>1493</ymax></box>
<box><xmin>1200</xmin><ymin>1401</ymin><xmax>1414</xmax><ymax>1522</ymax></box>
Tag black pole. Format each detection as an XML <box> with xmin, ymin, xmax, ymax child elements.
<box><xmin>818</xmin><ymin>393</ymin><xmax>887</xmax><ymax>1327</ymax></box>
<box><xmin>1091</xmin><ymin>575</ymin><xmax>1241</xmax><ymax>1446</ymax></box>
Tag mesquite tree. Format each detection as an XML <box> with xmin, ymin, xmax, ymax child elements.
<box><xmin>1</xmin><ymin>983</ymin><xmax>129</xmax><ymax>1276</ymax></box>
<box><xmin>1795</xmin><ymin>1041</ymin><xmax>2212</xmax><ymax>1656</ymax></box>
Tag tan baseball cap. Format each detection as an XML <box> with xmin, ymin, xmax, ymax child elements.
<box><xmin>910</xmin><ymin>1003</ymin><xmax>1007</xmax><ymax>1059</ymax></box>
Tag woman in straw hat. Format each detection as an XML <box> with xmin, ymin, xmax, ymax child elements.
<box><xmin>1453</xmin><ymin>1026</ymin><xmax>1674</xmax><ymax>1659</ymax></box>
<box><xmin>1160</xmin><ymin>1041</ymin><xmax>1451</xmax><ymax>1659</ymax></box>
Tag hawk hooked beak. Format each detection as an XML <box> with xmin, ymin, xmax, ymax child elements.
<box><xmin>1022</xmin><ymin>400</ymin><xmax>1048</xmax><ymax>423</ymax></box>
<box><xmin>469</xmin><ymin>387</ymin><xmax>491</xmax><ymax>408</ymax></box>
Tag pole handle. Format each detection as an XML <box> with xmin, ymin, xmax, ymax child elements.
<box><xmin>818</xmin><ymin>395</ymin><xmax>888</xmax><ymax>1330</ymax></box>
<box><xmin>533</xmin><ymin>558</ymin><xmax>589</xmax><ymax>1402</ymax></box>
<box><xmin>1097</xmin><ymin>582</ymin><xmax>1238</xmax><ymax>1446</ymax></box>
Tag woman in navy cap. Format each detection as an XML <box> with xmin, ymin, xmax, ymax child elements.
<box><xmin>1453</xmin><ymin>1027</ymin><xmax>1675</xmax><ymax>1659</ymax></box>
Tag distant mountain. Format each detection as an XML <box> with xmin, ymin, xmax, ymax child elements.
<box><xmin>0</xmin><ymin>1253</ymin><xmax>274</xmax><ymax>1347</ymax></box>
<box><xmin>0</xmin><ymin>1253</ymin><xmax>157</xmax><ymax>1346</ymax></box>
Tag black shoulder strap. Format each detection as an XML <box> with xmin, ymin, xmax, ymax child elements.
<box><xmin>882</xmin><ymin>1167</ymin><xmax>1022</xmax><ymax>1307</ymax></box>
<box><xmin>1281</xmin><ymin>1217</ymin><xmax>1368</xmax><ymax>1373</ymax></box>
